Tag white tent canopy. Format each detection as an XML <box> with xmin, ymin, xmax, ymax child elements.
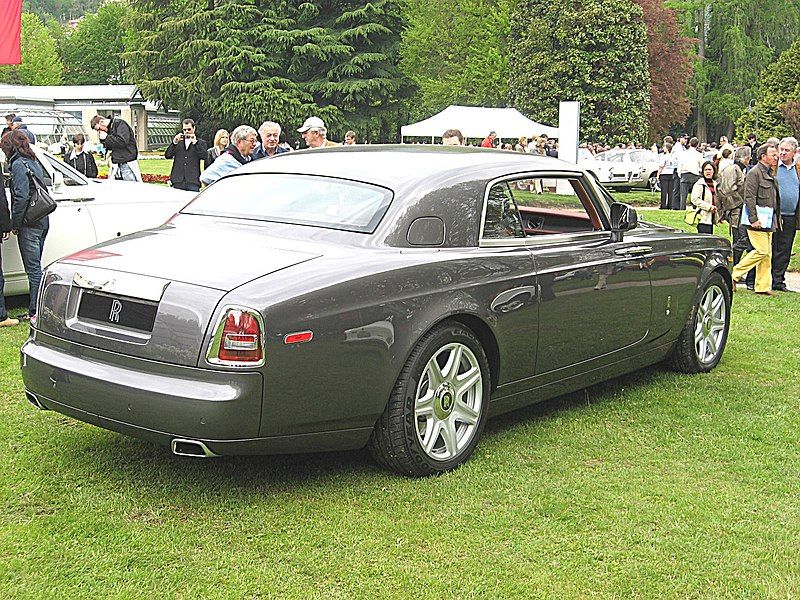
<box><xmin>400</xmin><ymin>105</ymin><xmax>559</xmax><ymax>141</ymax></box>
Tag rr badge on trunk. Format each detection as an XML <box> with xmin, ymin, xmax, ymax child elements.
<box><xmin>109</xmin><ymin>299</ymin><xmax>123</xmax><ymax>323</ymax></box>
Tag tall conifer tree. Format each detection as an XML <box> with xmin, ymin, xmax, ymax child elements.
<box><xmin>508</xmin><ymin>0</ymin><xmax>650</xmax><ymax>144</ymax></box>
<box><xmin>126</xmin><ymin>0</ymin><xmax>410</xmax><ymax>141</ymax></box>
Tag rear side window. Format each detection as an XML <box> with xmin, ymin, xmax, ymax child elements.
<box><xmin>482</xmin><ymin>182</ymin><xmax>525</xmax><ymax>239</ymax></box>
<box><xmin>183</xmin><ymin>173</ymin><xmax>393</xmax><ymax>233</ymax></box>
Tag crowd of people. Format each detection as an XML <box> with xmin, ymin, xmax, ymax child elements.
<box><xmin>656</xmin><ymin>133</ymin><xmax>798</xmax><ymax>295</ymax></box>
<box><xmin>441</xmin><ymin>128</ymin><xmax>561</xmax><ymax>156</ymax></box>
<box><xmin>166</xmin><ymin>115</ymin><xmax>351</xmax><ymax>189</ymax></box>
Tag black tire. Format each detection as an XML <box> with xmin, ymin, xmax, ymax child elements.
<box><xmin>669</xmin><ymin>272</ymin><xmax>731</xmax><ymax>373</ymax></box>
<box><xmin>367</xmin><ymin>322</ymin><xmax>491</xmax><ymax>477</ymax></box>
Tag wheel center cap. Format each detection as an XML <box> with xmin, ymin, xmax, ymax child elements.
<box><xmin>441</xmin><ymin>392</ymin><xmax>453</xmax><ymax>411</ymax></box>
<box><xmin>703</xmin><ymin>316</ymin><xmax>712</xmax><ymax>334</ymax></box>
<box><xmin>434</xmin><ymin>382</ymin><xmax>455</xmax><ymax>418</ymax></box>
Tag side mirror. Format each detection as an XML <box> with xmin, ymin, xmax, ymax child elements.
<box><xmin>610</xmin><ymin>202</ymin><xmax>637</xmax><ymax>242</ymax></box>
<box><xmin>51</xmin><ymin>171</ymin><xmax>64</xmax><ymax>192</ymax></box>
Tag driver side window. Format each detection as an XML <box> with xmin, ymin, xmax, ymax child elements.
<box><xmin>482</xmin><ymin>182</ymin><xmax>524</xmax><ymax>239</ymax></box>
<box><xmin>46</xmin><ymin>155</ymin><xmax>86</xmax><ymax>186</ymax></box>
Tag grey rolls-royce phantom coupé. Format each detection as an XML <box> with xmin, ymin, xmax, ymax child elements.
<box><xmin>21</xmin><ymin>146</ymin><xmax>733</xmax><ymax>476</ymax></box>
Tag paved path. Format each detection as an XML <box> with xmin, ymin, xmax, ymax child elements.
<box><xmin>785</xmin><ymin>270</ymin><xmax>800</xmax><ymax>292</ymax></box>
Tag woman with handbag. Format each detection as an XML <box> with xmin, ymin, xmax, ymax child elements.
<box><xmin>689</xmin><ymin>160</ymin><xmax>718</xmax><ymax>234</ymax></box>
<box><xmin>0</xmin><ymin>130</ymin><xmax>50</xmax><ymax>322</ymax></box>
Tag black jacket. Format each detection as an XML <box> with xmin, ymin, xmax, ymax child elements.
<box><xmin>65</xmin><ymin>150</ymin><xmax>99</xmax><ymax>178</ymax></box>
<box><xmin>206</xmin><ymin>146</ymin><xmax>222</xmax><ymax>168</ymax></box>
<box><xmin>102</xmin><ymin>116</ymin><xmax>138</xmax><ymax>164</ymax></box>
<box><xmin>0</xmin><ymin>169</ymin><xmax>9</xmax><ymax>234</ymax></box>
<box><xmin>165</xmin><ymin>138</ymin><xmax>208</xmax><ymax>186</ymax></box>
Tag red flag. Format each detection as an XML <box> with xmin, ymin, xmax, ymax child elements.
<box><xmin>0</xmin><ymin>0</ymin><xmax>23</xmax><ymax>65</ymax></box>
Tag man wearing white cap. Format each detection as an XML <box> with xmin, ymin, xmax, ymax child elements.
<box><xmin>297</xmin><ymin>117</ymin><xmax>339</xmax><ymax>148</ymax></box>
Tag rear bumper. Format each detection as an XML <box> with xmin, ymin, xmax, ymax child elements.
<box><xmin>20</xmin><ymin>330</ymin><xmax>373</xmax><ymax>455</ymax></box>
<box><xmin>21</xmin><ymin>329</ymin><xmax>264</xmax><ymax>444</ymax></box>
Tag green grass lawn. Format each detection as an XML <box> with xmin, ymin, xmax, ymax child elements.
<box><xmin>2</xmin><ymin>177</ymin><xmax>798</xmax><ymax>598</ymax></box>
<box><xmin>97</xmin><ymin>157</ymin><xmax>173</xmax><ymax>178</ymax></box>
<box><xmin>2</xmin><ymin>291</ymin><xmax>798</xmax><ymax>598</ymax></box>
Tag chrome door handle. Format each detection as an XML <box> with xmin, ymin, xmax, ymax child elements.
<box><xmin>615</xmin><ymin>246</ymin><xmax>652</xmax><ymax>256</ymax></box>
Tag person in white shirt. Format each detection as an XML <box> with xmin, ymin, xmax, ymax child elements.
<box><xmin>676</xmin><ymin>136</ymin><xmax>703</xmax><ymax>210</ymax></box>
<box><xmin>657</xmin><ymin>142</ymin><xmax>677</xmax><ymax>209</ymax></box>
<box><xmin>673</xmin><ymin>133</ymin><xmax>687</xmax><ymax>154</ymax></box>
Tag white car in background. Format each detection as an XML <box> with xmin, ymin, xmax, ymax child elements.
<box><xmin>579</xmin><ymin>149</ymin><xmax>661</xmax><ymax>192</ymax></box>
<box><xmin>2</xmin><ymin>147</ymin><xmax>194</xmax><ymax>296</ymax></box>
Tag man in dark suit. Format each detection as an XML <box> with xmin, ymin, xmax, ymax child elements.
<box><xmin>165</xmin><ymin>118</ymin><xmax>207</xmax><ymax>191</ymax></box>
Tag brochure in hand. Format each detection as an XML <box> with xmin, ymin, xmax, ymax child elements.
<box><xmin>741</xmin><ymin>204</ymin><xmax>774</xmax><ymax>229</ymax></box>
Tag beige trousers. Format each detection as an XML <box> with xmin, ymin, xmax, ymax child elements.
<box><xmin>732</xmin><ymin>229</ymin><xmax>772</xmax><ymax>292</ymax></box>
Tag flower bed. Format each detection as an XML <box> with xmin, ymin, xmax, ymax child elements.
<box><xmin>97</xmin><ymin>173</ymin><xmax>170</xmax><ymax>185</ymax></box>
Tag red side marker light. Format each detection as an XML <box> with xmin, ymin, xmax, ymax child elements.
<box><xmin>284</xmin><ymin>331</ymin><xmax>313</xmax><ymax>345</ymax></box>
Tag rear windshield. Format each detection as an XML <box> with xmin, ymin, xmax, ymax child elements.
<box><xmin>182</xmin><ymin>173</ymin><xmax>393</xmax><ymax>233</ymax></box>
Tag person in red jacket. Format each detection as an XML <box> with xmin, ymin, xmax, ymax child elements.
<box><xmin>480</xmin><ymin>131</ymin><xmax>497</xmax><ymax>148</ymax></box>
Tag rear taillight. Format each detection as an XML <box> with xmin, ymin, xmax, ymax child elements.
<box><xmin>207</xmin><ymin>307</ymin><xmax>265</xmax><ymax>366</ymax></box>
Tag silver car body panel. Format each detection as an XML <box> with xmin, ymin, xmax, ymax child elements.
<box><xmin>20</xmin><ymin>146</ymin><xmax>733</xmax><ymax>456</ymax></box>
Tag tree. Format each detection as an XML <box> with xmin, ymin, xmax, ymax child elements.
<box><xmin>676</xmin><ymin>0</ymin><xmax>800</xmax><ymax>141</ymax></box>
<box><xmin>400</xmin><ymin>0</ymin><xmax>510</xmax><ymax>120</ymax></box>
<box><xmin>23</xmin><ymin>0</ymin><xmax>103</xmax><ymax>22</ymax></box>
<box><xmin>286</xmin><ymin>1</ymin><xmax>414</xmax><ymax>141</ymax></box>
<box><xmin>60</xmin><ymin>2</ymin><xmax>133</xmax><ymax>84</ymax></box>
<box><xmin>632</xmin><ymin>0</ymin><xmax>694</xmax><ymax>141</ymax></box>
<box><xmin>735</xmin><ymin>41</ymin><xmax>800</xmax><ymax>140</ymax></box>
<box><xmin>0</xmin><ymin>12</ymin><xmax>63</xmax><ymax>85</ymax></box>
<box><xmin>126</xmin><ymin>0</ymin><xmax>410</xmax><ymax>143</ymax></box>
<box><xmin>508</xmin><ymin>0</ymin><xmax>650</xmax><ymax>144</ymax></box>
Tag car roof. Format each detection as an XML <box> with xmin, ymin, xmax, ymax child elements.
<box><xmin>234</xmin><ymin>144</ymin><xmax>581</xmax><ymax>190</ymax></box>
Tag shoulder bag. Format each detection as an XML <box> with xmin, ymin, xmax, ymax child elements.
<box><xmin>684</xmin><ymin>186</ymin><xmax>703</xmax><ymax>225</ymax></box>
<box><xmin>22</xmin><ymin>161</ymin><xmax>57</xmax><ymax>227</ymax></box>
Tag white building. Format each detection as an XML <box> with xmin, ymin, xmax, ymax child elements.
<box><xmin>0</xmin><ymin>84</ymin><xmax>180</xmax><ymax>150</ymax></box>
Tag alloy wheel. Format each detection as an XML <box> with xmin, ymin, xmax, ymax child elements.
<box><xmin>694</xmin><ymin>284</ymin><xmax>727</xmax><ymax>364</ymax></box>
<box><xmin>414</xmin><ymin>342</ymin><xmax>483</xmax><ymax>461</ymax></box>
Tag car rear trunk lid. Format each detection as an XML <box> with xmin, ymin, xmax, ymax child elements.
<box><xmin>36</xmin><ymin>221</ymin><xmax>321</xmax><ymax>366</ymax></box>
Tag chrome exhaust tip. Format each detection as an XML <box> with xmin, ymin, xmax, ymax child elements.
<box><xmin>25</xmin><ymin>391</ymin><xmax>47</xmax><ymax>410</ymax></box>
<box><xmin>171</xmin><ymin>438</ymin><xmax>219</xmax><ymax>458</ymax></box>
